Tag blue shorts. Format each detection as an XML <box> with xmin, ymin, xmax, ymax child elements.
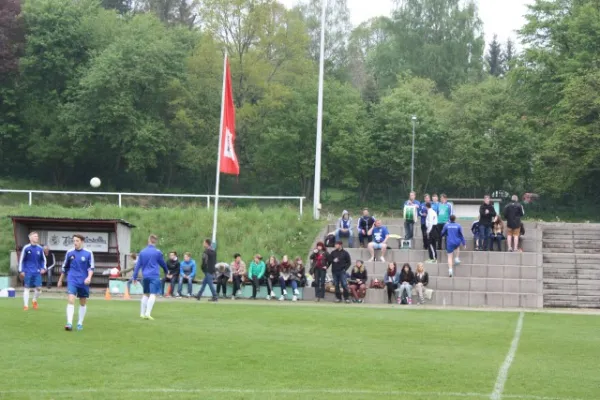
<box><xmin>371</xmin><ymin>242</ymin><xmax>385</xmax><ymax>250</ymax></box>
<box><xmin>23</xmin><ymin>273</ymin><xmax>42</xmax><ymax>288</ymax></box>
<box><xmin>447</xmin><ymin>244</ymin><xmax>461</xmax><ymax>254</ymax></box>
<box><xmin>67</xmin><ymin>282</ymin><xmax>90</xmax><ymax>298</ymax></box>
<box><xmin>142</xmin><ymin>278</ymin><xmax>161</xmax><ymax>295</ymax></box>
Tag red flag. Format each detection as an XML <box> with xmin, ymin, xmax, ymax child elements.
<box><xmin>219</xmin><ymin>57</ymin><xmax>239</xmax><ymax>175</ymax></box>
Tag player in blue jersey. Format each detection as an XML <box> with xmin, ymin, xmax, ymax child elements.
<box><xmin>441</xmin><ymin>215</ymin><xmax>467</xmax><ymax>278</ymax></box>
<box><xmin>57</xmin><ymin>234</ymin><xmax>94</xmax><ymax>331</ymax></box>
<box><xmin>132</xmin><ymin>234</ymin><xmax>168</xmax><ymax>320</ymax></box>
<box><xmin>18</xmin><ymin>231</ymin><xmax>47</xmax><ymax>311</ymax></box>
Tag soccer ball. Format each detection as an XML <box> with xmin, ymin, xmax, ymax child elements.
<box><xmin>90</xmin><ymin>177</ymin><xmax>101</xmax><ymax>188</ymax></box>
<box><xmin>111</xmin><ymin>286</ymin><xmax>120</xmax><ymax>294</ymax></box>
<box><xmin>109</xmin><ymin>268</ymin><xmax>120</xmax><ymax>278</ymax></box>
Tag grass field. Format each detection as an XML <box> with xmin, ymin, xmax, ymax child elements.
<box><xmin>0</xmin><ymin>205</ymin><xmax>323</xmax><ymax>274</ymax></box>
<box><xmin>1</xmin><ymin>298</ymin><xmax>599</xmax><ymax>400</ymax></box>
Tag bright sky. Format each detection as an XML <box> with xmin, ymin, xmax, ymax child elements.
<box><xmin>281</xmin><ymin>0</ymin><xmax>534</xmax><ymax>45</ymax></box>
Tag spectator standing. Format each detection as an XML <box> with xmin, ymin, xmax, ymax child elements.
<box><xmin>44</xmin><ymin>246</ymin><xmax>56</xmax><ymax>289</ymax></box>
<box><xmin>178</xmin><ymin>253</ymin><xmax>196</xmax><ymax>297</ymax></box>
<box><xmin>230</xmin><ymin>253</ymin><xmax>246</xmax><ymax>299</ymax></box>
<box><xmin>195</xmin><ymin>239</ymin><xmax>218</xmax><ymax>302</ymax></box>
<box><xmin>367</xmin><ymin>220</ymin><xmax>390</xmax><ymax>262</ymax></box>
<box><xmin>310</xmin><ymin>242</ymin><xmax>329</xmax><ymax>302</ymax></box>
<box><xmin>397</xmin><ymin>263</ymin><xmax>415</xmax><ymax>305</ymax></box>
<box><xmin>357</xmin><ymin>208</ymin><xmax>376</xmax><ymax>248</ymax></box>
<box><xmin>414</xmin><ymin>263</ymin><xmax>429</xmax><ymax>305</ymax></box>
<box><xmin>441</xmin><ymin>215</ymin><xmax>467</xmax><ymax>277</ymax></box>
<box><xmin>419</xmin><ymin>194</ymin><xmax>431</xmax><ymax>249</ymax></box>
<box><xmin>491</xmin><ymin>216</ymin><xmax>505</xmax><ymax>251</ymax></box>
<box><xmin>329</xmin><ymin>241</ymin><xmax>352</xmax><ymax>303</ymax></box>
<box><xmin>436</xmin><ymin>194</ymin><xmax>453</xmax><ymax>250</ymax></box>
<box><xmin>383</xmin><ymin>262</ymin><xmax>400</xmax><ymax>304</ymax></box>
<box><xmin>478</xmin><ymin>195</ymin><xmax>497</xmax><ymax>251</ymax></box>
<box><xmin>278</xmin><ymin>255</ymin><xmax>299</xmax><ymax>301</ymax></box>
<box><xmin>335</xmin><ymin>210</ymin><xmax>354</xmax><ymax>248</ymax></box>
<box><xmin>265</xmin><ymin>256</ymin><xmax>279</xmax><ymax>300</ymax></box>
<box><xmin>504</xmin><ymin>195</ymin><xmax>525</xmax><ymax>252</ymax></box>
<box><xmin>348</xmin><ymin>260</ymin><xmax>368</xmax><ymax>303</ymax></box>
<box><xmin>161</xmin><ymin>252</ymin><xmax>180</xmax><ymax>297</ymax></box>
<box><xmin>248</xmin><ymin>255</ymin><xmax>265</xmax><ymax>300</ymax></box>
<box><xmin>403</xmin><ymin>191</ymin><xmax>421</xmax><ymax>240</ymax></box>
<box><xmin>431</xmin><ymin>194</ymin><xmax>440</xmax><ymax>217</ymax></box>
<box><xmin>425</xmin><ymin>202</ymin><xmax>438</xmax><ymax>263</ymax></box>
<box><xmin>215</xmin><ymin>262</ymin><xmax>231</xmax><ymax>298</ymax></box>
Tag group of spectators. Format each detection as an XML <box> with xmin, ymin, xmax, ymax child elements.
<box><xmin>335</xmin><ymin>208</ymin><xmax>390</xmax><ymax>262</ymax></box>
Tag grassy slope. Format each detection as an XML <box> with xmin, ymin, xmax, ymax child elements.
<box><xmin>0</xmin><ymin>204</ymin><xmax>323</xmax><ymax>274</ymax></box>
<box><xmin>2</xmin><ymin>300</ymin><xmax>599</xmax><ymax>400</ymax></box>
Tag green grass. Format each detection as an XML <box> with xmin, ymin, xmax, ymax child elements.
<box><xmin>1</xmin><ymin>299</ymin><xmax>599</xmax><ymax>400</ymax></box>
<box><xmin>0</xmin><ymin>204</ymin><xmax>323</xmax><ymax>274</ymax></box>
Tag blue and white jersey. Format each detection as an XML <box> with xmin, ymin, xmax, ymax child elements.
<box><xmin>19</xmin><ymin>244</ymin><xmax>46</xmax><ymax>274</ymax></box>
<box><xmin>62</xmin><ymin>248</ymin><xmax>95</xmax><ymax>285</ymax></box>
<box><xmin>441</xmin><ymin>222</ymin><xmax>466</xmax><ymax>248</ymax></box>
<box><xmin>132</xmin><ymin>245</ymin><xmax>168</xmax><ymax>280</ymax></box>
<box><xmin>372</xmin><ymin>226</ymin><xmax>390</xmax><ymax>244</ymax></box>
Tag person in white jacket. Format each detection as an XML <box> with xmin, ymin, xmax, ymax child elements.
<box><xmin>425</xmin><ymin>203</ymin><xmax>438</xmax><ymax>262</ymax></box>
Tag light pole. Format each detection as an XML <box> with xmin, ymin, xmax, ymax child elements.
<box><xmin>411</xmin><ymin>115</ymin><xmax>417</xmax><ymax>192</ymax></box>
<box><xmin>313</xmin><ymin>0</ymin><xmax>327</xmax><ymax>220</ymax></box>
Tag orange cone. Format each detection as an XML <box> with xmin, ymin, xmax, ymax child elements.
<box><xmin>105</xmin><ymin>287</ymin><xmax>111</xmax><ymax>300</ymax></box>
<box><xmin>123</xmin><ymin>284</ymin><xmax>130</xmax><ymax>300</ymax></box>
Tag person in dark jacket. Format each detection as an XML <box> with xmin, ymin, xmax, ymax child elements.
<box><xmin>265</xmin><ymin>256</ymin><xmax>279</xmax><ymax>300</ymax></box>
<box><xmin>329</xmin><ymin>241</ymin><xmax>352</xmax><ymax>303</ymax></box>
<box><xmin>414</xmin><ymin>262</ymin><xmax>429</xmax><ymax>304</ymax></box>
<box><xmin>478</xmin><ymin>195</ymin><xmax>497</xmax><ymax>251</ymax></box>
<box><xmin>357</xmin><ymin>208</ymin><xmax>376</xmax><ymax>248</ymax></box>
<box><xmin>348</xmin><ymin>260</ymin><xmax>368</xmax><ymax>303</ymax></box>
<box><xmin>398</xmin><ymin>263</ymin><xmax>415</xmax><ymax>305</ymax></box>
<box><xmin>278</xmin><ymin>255</ymin><xmax>299</xmax><ymax>301</ymax></box>
<box><xmin>503</xmin><ymin>194</ymin><xmax>525</xmax><ymax>252</ymax></box>
<box><xmin>44</xmin><ymin>246</ymin><xmax>56</xmax><ymax>289</ymax></box>
<box><xmin>310</xmin><ymin>242</ymin><xmax>329</xmax><ymax>302</ymax></box>
<box><xmin>161</xmin><ymin>251</ymin><xmax>180</xmax><ymax>296</ymax></box>
<box><xmin>291</xmin><ymin>256</ymin><xmax>306</xmax><ymax>289</ymax></box>
<box><xmin>383</xmin><ymin>262</ymin><xmax>400</xmax><ymax>304</ymax></box>
<box><xmin>195</xmin><ymin>239</ymin><xmax>217</xmax><ymax>302</ymax></box>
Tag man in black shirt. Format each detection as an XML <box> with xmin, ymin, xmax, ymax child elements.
<box><xmin>196</xmin><ymin>239</ymin><xmax>218</xmax><ymax>302</ymax></box>
<box><xmin>478</xmin><ymin>195</ymin><xmax>497</xmax><ymax>251</ymax></box>
<box><xmin>329</xmin><ymin>241</ymin><xmax>352</xmax><ymax>303</ymax></box>
<box><xmin>504</xmin><ymin>195</ymin><xmax>525</xmax><ymax>252</ymax></box>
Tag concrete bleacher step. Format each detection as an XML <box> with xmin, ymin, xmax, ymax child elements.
<box><xmin>431</xmin><ymin>291</ymin><xmax>540</xmax><ymax>308</ymax></box>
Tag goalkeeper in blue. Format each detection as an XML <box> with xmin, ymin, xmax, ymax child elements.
<box><xmin>132</xmin><ymin>234</ymin><xmax>168</xmax><ymax>320</ymax></box>
<box><xmin>57</xmin><ymin>234</ymin><xmax>94</xmax><ymax>331</ymax></box>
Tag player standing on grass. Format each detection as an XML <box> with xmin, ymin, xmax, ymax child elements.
<box><xmin>19</xmin><ymin>231</ymin><xmax>47</xmax><ymax>311</ymax></box>
<box><xmin>132</xmin><ymin>234</ymin><xmax>168</xmax><ymax>320</ymax></box>
<box><xmin>57</xmin><ymin>234</ymin><xmax>94</xmax><ymax>331</ymax></box>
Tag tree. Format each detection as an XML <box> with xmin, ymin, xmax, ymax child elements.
<box><xmin>134</xmin><ymin>0</ymin><xmax>199</xmax><ymax>27</ymax></box>
<box><xmin>504</xmin><ymin>38</ymin><xmax>515</xmax><ymax>73</ymax></box>
<box><xmin>101</xmin><ymin>0</ymin><xmax>132</xmax><ymax>14</ymax></box>
<box><xmin>486</xmin><ymin>34</ymin><xmax>503</xmax><ymax>77</ymax></box>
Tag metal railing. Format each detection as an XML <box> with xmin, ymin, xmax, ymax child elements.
<box><xmin>0</xmin><ymin>189</ymin><xmax>306</xmax><ymax>215</ymax></box>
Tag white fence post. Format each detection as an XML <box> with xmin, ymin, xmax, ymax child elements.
<box><xmin>300</xmin><ymin>197</ymin><xmax>303</xmax><ymax>216</ymax></box>
<box><xmin>118</xmin><ymin>194</ymin><xmax>122</xmax><ymax>208</ymax></box>
<box><xmin>206</xmin><ymin>196</ymin><xmax>210</xmax><ymax>209</ymax></box>
<box><xmin>28</xmin><ymin>191</ymin><xmax>32</xmax><ymax>206</ymax></box>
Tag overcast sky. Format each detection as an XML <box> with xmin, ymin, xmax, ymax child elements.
<box><xmin>280</xmin><ymin>0</ymin><xmax>534</xmax><ymax>45</ymax></box>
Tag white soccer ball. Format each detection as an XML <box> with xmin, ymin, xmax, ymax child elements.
<box><xmin>109</xmin><ymin>268</ymin><xmax>120</xmax><ymax>277</ymax></box>
<box><xmin>90</xmin><ymin>177</ymin><xmax>101</xmax><ymax>188</ymax></box>
<box><xmin>111</xmin><ymin>286</ymin><xmax>120</xmax><ymax>294</ymax></box>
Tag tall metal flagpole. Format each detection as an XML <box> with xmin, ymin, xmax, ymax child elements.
<box><xmin>212</xmin><ymin>52</ymin><xmax>228</xmax><ymax>246</ymax></box>
<box><xmin>411</xmin><ymin>115</ymin><xmax>417</xmax><ymax>192</ymax></box>
<box><xmin>313</xmin><ymin>0</ymin><xmax>327</xmax><ymax>220</ymax></box>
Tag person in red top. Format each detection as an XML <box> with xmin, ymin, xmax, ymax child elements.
<box><xmin>310</xmin><ymin>242</ymin><xmax>329</xmax><ymax>302</ymax></box>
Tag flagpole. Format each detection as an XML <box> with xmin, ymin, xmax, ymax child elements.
<box><xmin>313</xmin><ymin>0</ymin><xmax>327</xmax><ymax>220</ymax></box>
<box><xmin>212</xmin><ymin>52</ymin><xmax>228</xmax><ymax>246</ymax></box>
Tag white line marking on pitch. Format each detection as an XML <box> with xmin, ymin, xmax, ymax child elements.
<box><xmin>0</xmin><ymin>387</ymin><xmax>585</xmax><ymax>400</ymax></box>
<box><xmin>491</xmin><ymin>311</ymin><xmax>525</xmax><ymax>400</ymax></box>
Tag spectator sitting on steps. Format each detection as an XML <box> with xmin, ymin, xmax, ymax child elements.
<box><xmin>357</xmin><ymin>208</ymin><xmax>376</xmax><ymax>248</ymax></box>
<box><xmin>230</xmin><ymin>253</ymin><xmax>246</xmax><ymax>300</ymax></box>
<box><xmin>335</xmin><ymin>210</ymin><xmax>354</xmax><ymax>248</ymax></box>
<box><xmin>367</xmin><ymin>220</ymin><xmax>390</xmax><ymax>262</ymax></box>
<box><xmin>161</xmin><ymin>251</ymin><xmax>179</xmax><ymax>297</ymax></box>
<box><xmin>491</xmin><ymin>215</ymin><xmax>505</xmax><ymax>252</ymax></box>
<box><xmin>403</xmin><ymin>191</ymin><xmax>421</xmax><ymax>241</ymax></box>
<box><xmin>414</xmin><ymin>262</ymin><xmax>429</xmax><ymax>305</ymax></box>
<box><xmin>265</xmin><ymin>256</ymin><xmax>279</xmax><ymax>300</ymax></box>
<box><xmin>348</xmin><ymin>260</ymin><xmax>368</xmax><ymax>303</ymax></box>
<box><xmin>478</xmin><ymin>195</ymin><xmax>497</xmax><ymax>251</ymax></box>
<box><xmin>397</xmin><ymin>263</ymin><xmax>414</xmax><ymax>305</ymax></box>
<box><xmin>441</xmin><ymin>215</ymin><xmax>467</xmax><ymax>278</ymax></box>
<box><xmin>215</xmin><ymin>262</ymin><xmax>231</xmax><ymax>299</ymax></box>
<box><xmin>278</xmin><ymin>255</ymin><xmax>300</xmax><ymax>301</ymax></box>
<box><xmin>329</xmin><ymin>241</ymin><xmax>352</xmax><ymax>304</ymax></box>
<box><xmin>383</xmin><ymin>262</ymin><xmax>400</xmax><ymax>304</ymax></box>
<box><xmin>178</xmin><ymin>252</ymin><xmax>196</xmax><ymax>298</ymax></box>
<box><xmin>291</xmin><ymin>256</ymin><xmax>306</xmax><ymax>292</ymax></box>
<box><xmin>503</xmin><ymin>194</ymin><xmax>525</xmax><ymax>252</ymax></box>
